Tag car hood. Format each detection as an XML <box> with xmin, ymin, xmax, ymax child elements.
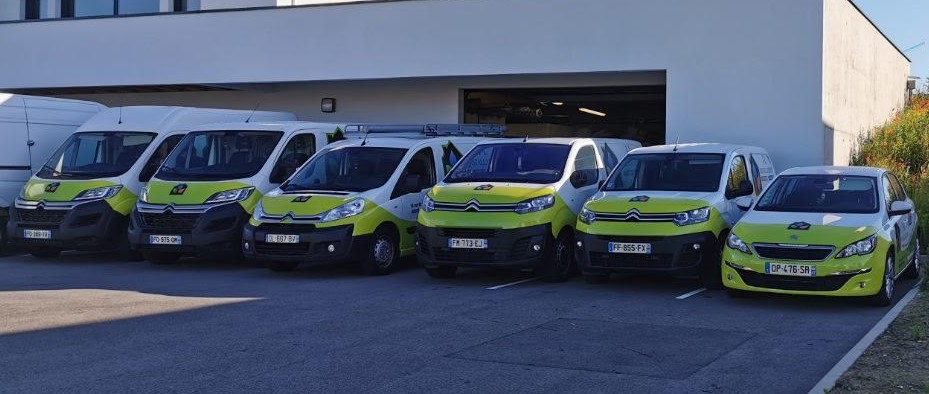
<box><xmin>585</xmin><ymin>190</ymin><xmax>716</xmax><ymax>213</ymax></box>
<box><xmin>145</xmin><ymin>180</ymin><xmax>251</xmax><ymax>205</ymax></box>
<box><xmin>261</xmin><ymin>191</ymin><xmax>359</xmax><ymax>216</ymax></box>
<box><xmin>735</xmin><ymin>210</ymin><xmax>880</xmax><ymax>246</ymax></box>
<box><xmin>430</xmin><ymin>182</ymin><xmax>555</xmax><ymax>204</ymax></box>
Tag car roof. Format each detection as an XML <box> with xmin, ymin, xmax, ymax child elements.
<box><xmin>628</xmin><ymin>143</ymin><xmax>764</xmax><ymax>155</ymax></box>
<box><xmin>476</xmin><ymin>137</ymin><xmax>590</xmax><ymax>146</ymax></box>
<box><xmin>189</xmin><ymin>121</ymin><xmax>349</xmax><ymax>133</ymax></box>
<box><xmin>778</xmin><ymin>166</ymin><xmax>887</xmax><ymax>177</ymax></box>
<box><xmin>331</xmin><ymin>136</ymin><xmax>487</xmax><ymax>149</ymax></box>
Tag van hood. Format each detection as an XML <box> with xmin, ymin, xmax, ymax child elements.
<box><xmin>430</xmin><ymin>182</ymin><xmax>555</xmax><ymax>204</ymax></box>
<box><xmin>585</xmin><ymin>190</ymin><xmax>716</xmax><ymax>214</ymax></box>
<box><xmin>734</xmin><ymin>210</ymin><xmax>879</xmax><ymax>246</ymax></box>
<box><xmin>22</xmin><ymin>178</ymin><xmax>121</xmax><ymax>202</ymax></box>
<box><xmin>145</xmin><ymin>180</ymin><xmax>251</xmax><ymax>205</ymax></box>
<box><xmin>260</xmin><ymin>191</ymin><xmax>360</xmax><ymax>216</ymax></box>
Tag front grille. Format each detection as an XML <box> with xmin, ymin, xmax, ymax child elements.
<box><xmin>17</xmin><ymin>208</ymin><xmax>66</xmax><ymax>225</ymax></box>
<box><xmin>753</xmin><ymin>244</ymin><xmax>835</xmax><ymax>261</ymax></box>
<box><xmin>257</xmin><ymin>224</ymin><xmax>316</xmax><ymax>234</ymax></box>
<box><xmin>140</xmin><ymin>212</ymin><xmax>198</xmax><ymax>231</ymax></box>
<box><xmin>737</xmin><ymin>270</ymin><xmax>850</xmax><ymax>291</ymax></box>
<box><xmin>593</xmin><ymin>211</ymin><xmax>676</xmax><ymax>223</ymax></box>
<box><xmin>254</xmin><ymin>242</ymin><xmax>310</xmax><ymax>256</ymax></box>
<box><xmin>588</xmin><ymin>252</ymin><xmax>674</xmax><ymax>269</ymax></box>
<box><xmin>439</xmin><ymin>228</ymin><xmax>499</xmax><ymax>239</ymax></box>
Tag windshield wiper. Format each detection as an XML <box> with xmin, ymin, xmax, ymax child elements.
<box><xmin>41</xmin><ymin>164</ymin><xmax>70</xmax><ymax>177</ymax></box>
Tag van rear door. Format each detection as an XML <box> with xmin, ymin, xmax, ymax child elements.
<box><xmin>0</xmin><ymin>102</ymin><xmax>31</xmax><ymax>171</ymax></box>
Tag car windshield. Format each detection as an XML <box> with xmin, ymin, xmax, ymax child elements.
<box><xmin>156</xmin><ymin>130</ymin><xmax>283</xmax><ymax>181</ymax></box>
<box><xmin>604</xmin><ymin>153</ymin><xmax>725</xmax><ymax>192</ymax></box>
<box><xmin>445</xmin><ymin>143</ymin><xmax>570</xmax><ymax>184</ymax></box>
<box><xmin>755</xmin><ymin>175</ymin><xmax>879</xmax><ymax>214</ymax></box>
<box><xmin>37</xmin><ymin>131</ymin><xmax>157</xmax><ymax>180</ymax></box>
<box><xmin>281</xmin><ymin>146</ymin><xmax>407</xmax><ymax>193</ymax></box>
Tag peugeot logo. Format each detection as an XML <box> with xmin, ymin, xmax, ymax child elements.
<box><xmin>45</xmin><ymin>182</ymin><xmax>60</xmax><ymax>193</ymax></box>
<box><xmin>790</xmin><ymin>234</ymin><xmax>799</xmax><ymax>241</ymax></box>
<box><xmin>170</xmin><ymin>183</ymin><xmax>188</xmax><ymax>195</ymax></box>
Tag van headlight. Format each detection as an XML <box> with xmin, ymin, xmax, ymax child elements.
<box><xmin>673</xmin><ymin>207</ymin><xmax>711</xmax><ymax>226</ymax></box>
<box><xmin>421</xmin><ymin>195</ymin><xmax>435</xmax><ymax>213</ymax></box>
<box><xmin>579</xmin><ymin>207</ymin><xmax>596</xmax><ymax>224</ymax></box>
<box><xmin>726</xmin><ymin>232</ymin><xmax>752</xmax><ymax>255</ymax></box>
<box><xmin>515</xmin><ymin>195</ymin><xmax>555</xmax><ymax>214</ymax></box>
<box><xmin>73</xmin><ymin>185</ymin><xmax>123</xmax><ymax>201</ymax></box>
<box><xmin>204</xmin><ymin>187</ymin><xmax>254</xmax><ymax>204</ymax></box>
<box><xmin>835</xmin><ymin>234</ymin><xmax>877</xmax><ymax>258</ymax></box>
<box><xmin>320</xmin><ymin>199</ymin><xmax>365</xmax><ymax>223</ymax></box>
<box><xmin>252</xmin><ymin>201</ymin><xmax>266</xmax><ymax>221</ymax></box>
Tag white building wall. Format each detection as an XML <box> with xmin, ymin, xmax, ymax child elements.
<box><xmin>0</xmin><ymin>2</ymin><xmax>23</xmax><ymax>21</ymax></box>
<box><xmin>822</xmin><ymin>0</ymin><xmax>910</xmax><ymax>165</ymax></box>
<box><xmin>199</xmin><ymin>0</ymin><xmax>276</xmax><ymax>10</ymax></box>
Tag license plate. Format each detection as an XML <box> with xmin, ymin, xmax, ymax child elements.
<box><xmin>448</xmin><ymin>238</ymin><xmax>488</xmax><ymax>249</ymax></box>
<box><xmin>608</xmin><ymin>242</ymin><xmax>651</xmax><ymax>254</ymax></box>
<box><xmin>765</xmin><ymin>262</ymin><xmax>816</xmax><ymax>277</ymax></box>
<box><xmin>266</xmin><ymin>234</ymin><xmax>300</xmax><ymax>244</ymax></box>
<box><xmin>149</xmin><ymin>235</ymin><xmax>182</xmax><ymax>245</ymax></box>
<box><xmin>23</xmin><ymin>229</ymin><xmax>51</xmax><ymax>239</ymax></box>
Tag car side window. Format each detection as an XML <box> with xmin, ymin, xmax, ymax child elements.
<box><xmin>391</xmin><ymin>147</ymin><xmax>437</xmax><ymax>200</ymax></box>
<box><xmin>725</xmin><ymin>155</ymin><xmax>749</xmax><ymax>197</ymax></box>
<box><xmin>270</xmin><ymin>133</ymin><xmax>316</xmax><ymax>184</ymax></box>
<box><xmin>570</xmin><ymin>145</ymin><xmax>599</xmax><ymax>188</ymax></box>
<box><xmin>881</xmin><ymin>175</ymin><xmax>896</xmax><ymax>211</ymax></box>
<box><xmin>138</xmin><ymin>134</ymin><xmax>184</xmax><ymax>182</ymax></box>
<box><xmin>887</xmin><ymin>173</ymin><xmax>907</xmax><ymax>201</ymax></box>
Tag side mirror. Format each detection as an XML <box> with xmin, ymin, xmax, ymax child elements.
<box><xmin>727</xmin><ymin>180</ymin><xmax>754</xmax><ymax>199</ymax></box>
<box><xmin>889</xmin><ymin>200</ymin><xmax>914</xmax><ymax>217</ymax></box>
<box><xmin>734</xmin><ymin>196</ymin><xmax>753</xmax><ymax>212</ymax></box>
<box><xmin>570</xmin><ymin>170</ymin><xmax>596</xmax><ymax>188</ymax></box>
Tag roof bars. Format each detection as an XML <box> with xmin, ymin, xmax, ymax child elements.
<box><xmin>343</xmin><ymin>124</ymin><xmax>506</xmax><ymax>137</ymax></box>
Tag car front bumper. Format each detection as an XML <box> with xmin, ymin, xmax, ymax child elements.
<box><xmin>721</xmin><ymin>248</ymin><xmax>885</xmax><ymax>296</ymax></box>
<box><xmin>129</xmin><ymin>202</ymin><xmax>250</xmax><ymax>255</ymax></box>
<box><xmin>8</xmin><ymin>199</ymin><xmax>127</xmax><ymax>250</ymax></box>
<box><xmin>575</xmin><ymin>230</ymin><xmax>717</xmax><ymax>275</ymax></box>
<box><xmin>416</xmin><ymin>223</ymin><xmax>551</xmax><ymax>269</ymax></box>
<box><xmin>242</xmin><ymin>222</ymin><xmax>363</xmax><ymax>265</ymax></box>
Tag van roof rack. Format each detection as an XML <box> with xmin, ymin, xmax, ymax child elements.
<box><xmin>343</xmin><ymin>124</ymin><xmax>506</xmax><ymax>137</ymax></box>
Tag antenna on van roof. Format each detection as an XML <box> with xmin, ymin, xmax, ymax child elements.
<box><xmin>245</xmin><ymin>102</ymin><xmax>261</xmax><ymax>123</ymax></box>
<box><xmin>672</xmin><ymin>135</ymin><xmax>680</xmax><ymax>152</ymax></box>
<box><xmin>118</xmin><ymin>107</ymin><xmax>123</xmax><ymax>124</ymax></box>
<box><xmin>360</xmin><ymin>132</ymin><xmax>369</xmax><ymax>146</ymax></box>
<box><xmin>523</xmin><ymin>135</ymin><xmax>529</xmax><ymax>142</ymax></box>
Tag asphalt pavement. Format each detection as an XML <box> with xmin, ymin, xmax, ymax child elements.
<box><xmin>0</xmin><ymin>253</ymin><xmax>917</xmax><ymax>394</ymax></box>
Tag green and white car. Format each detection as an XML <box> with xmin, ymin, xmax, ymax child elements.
<box><xmin>722</xmin><ymin>166</ymin><xmax>920</xmax><ymax>306</ymax></box>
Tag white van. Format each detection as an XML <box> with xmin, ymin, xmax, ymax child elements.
<box><xmin>7</xmin><ymin>106</ymin><xmax>295</xmax><ymax>259</ymax></box>
<box><xmin>129</xmin><ymin>121</ymin><xmax>354</xmax><ymax>264</ymax></box>
<box><xmin>0</xmin><ymin>94</ymin><xmax>105</xmax><ymax>251</ymax></box>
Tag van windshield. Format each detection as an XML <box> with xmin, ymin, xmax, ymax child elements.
<box><xmin>445</xmin><ymin>143</ymin><xmax>570</xmax><ymax>184</ymax></box>
<box><xmin>281</xmin><ymin>146</ymin><xmax>408</xmax><ymax>193</ymax></box>
<box><xmin>755</xmin><ymin>175</ymin><xmax>879</xmax><ymax>214</ymax></box>
<box><xmin>156</xmin><ymin>131</ymin><xmax>283</xmax><ymax>181</ymax></box>
<box><xmin>604</xmin><ymin>153</ymin><xmax>725</xmax><ymax>192</ymax></box>
<box><xmin>37</xmin><ymin>131</ymin><xmax>157</xmax><ymax>180</ymax></box>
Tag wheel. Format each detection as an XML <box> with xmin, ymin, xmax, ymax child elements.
<box><xmin>0</xmin><ymin>217</ymin><xmax>8</xmax><ymax>256</ymax></box>
<box><xmin>425</xmin><ymin>266</ymin><xmax>457</xmax><ymax>278</ymax></box>
<box><xmin>868</xmin><ymin>254</ymin><xmax>895</xmax><ymax>307</ymax></box>
<box><xmin>360</xmin><ymin>226</ymin><xmax>399</xmax><ymax>276</ymax></box>
<box><xmin>536</xmin><ymin>230</ymin><xmax>575</xmax><ymax>282</ymax></box>
<box><xmin>266</xmin><ymin>261</ymin><xmax>299</xmax><ymax>272</ymax></box>
<box><xmin>903</xmin><ymin>239</ymin><xmax>921</xmax><ymax>279</ymax></box>
<box><xmin>700</xmin><ymin>236</ymin><xmax>725</xmax><ymax>290</ymax></box>
<box><xmin>29</xmin><ymin>247</ymin><xmax>61</xmax><ymax>259</ymax></box>
<box><xmin>583</xmin><ymin>272</ymin><xmax>609</xmax><ymax>284</ymax></box>
<box><xmin>144</xmin><ymin>251</ymin><xmax>182</xmax><ymax>265</ymax></box>
<box><xmin>117</xmin><ymin>232</ymin><xmax>143</xmax><ymax>262</ymax></box>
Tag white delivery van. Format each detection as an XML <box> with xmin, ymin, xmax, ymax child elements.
<box><xmin>0</xmin><ymin>94</ymin><xmax>105</xmax><ymax>252</ymax></box>
<box><xmin>7</xmin><ymin>106</ymin><xmax>295</xmax><ymax>259</ymax></box>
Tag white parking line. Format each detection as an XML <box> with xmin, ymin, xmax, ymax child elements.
<box><xmin>675</xmin><ymin>288</ymin><xmax>707</xmax><ymax>299</ymax></box>
<box><xmin>486</xmin><ymin>276</ymin><xmax>542</xmax><ymax>290</ymax></box>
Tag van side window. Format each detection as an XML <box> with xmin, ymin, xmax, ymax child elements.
<box><xmin>139</xmin><ymin>135</ymin><xmax>184</xmax><ymax>182</ymax></box>
<box><xmin>270</xmin><ymin>133</ymin><xmax>316</xmax><ymax>184</ymax></box>
<box><xmin>725</xmin><ymin>155</ymin><xmax>749</xmax><ymax>198</ymax></box>
<box><xmin>391</xmin><ymin>147</ymin><xmax>436</xmax><ymax>200</ymax></box>
<box><xmin>570</xmin><ymin>145</ymin><xmax>599</xmax><ymax>188</ymax></box>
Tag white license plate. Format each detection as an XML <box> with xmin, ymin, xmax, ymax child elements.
<box><xmin>149</xmin><ymin>235</ymin><xmax>182</xmax><ymax>245</ymax></box>
<box><xmin>608</xmin><ymin>242</ymin><xmax>651</xmax><ymax>254</ymax></box>
<box><xmin>266</xmin><ymin>234</ymin><xmax>300</xmax><ymax>244</ymax></box>
<box><xmin>448</xmin><ymin>238</ymin><xmax>488</xmax><ymax>249</ymax></box>
<box><xmin>23</xmin><ymin>229</ymin><xmax>51</xmax><ymax>239</ymax></box>
<box><xmin>765</xmin><ymin>262</ymin><xmax>816</xmax><ymax>277</ymax></box>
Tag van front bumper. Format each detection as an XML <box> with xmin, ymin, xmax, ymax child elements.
<box><xmin>129</xmin><ymin>202</ymin><xmax>249</xmax><ymax>255</ymax></box>
<box><xmin>416</xmin><ymin>224</ymin><xmax>551</xmax><ymax>269</ymax></box>
<box><xmin>8</xmin><ymin>199</ymin><xmax>127</xmax><ymax>250</ymax></box>
<box><xmin>575</xmin><ymin>230</ymin><xmax>717</xmax><ymax>275</ymax></box>
<box><xmin>242</xmin><ymin>223</ymin><xmax>362</xmax><ymax>264</ymax></box>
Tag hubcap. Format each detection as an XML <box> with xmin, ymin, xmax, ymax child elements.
<box><xmin>885</xmin><ymin>257</ymin><xmax>894</xmax><ymax>299</ymax></box>
<box><xmin>374</xmin><ymin>237</ymin><xmax>394</xmax><ymax>268</ymax></box>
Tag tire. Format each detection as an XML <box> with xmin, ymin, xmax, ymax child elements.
<box><xmin>29</xmin><ymin>247</ymin><xmax>61</xmax><ymax>259</ymax></box>
<box><xmin>903</xmin><ymin>239</ymin><xmax>921</xmax><ymax>280</ymax></box>
<box><xmin>868</xmin><ymin>254</ymin><xmax>895</xmax><ymax>307</ymax></box>
<box><xmin>266</xmin><ymin>261</ymin><xmax>299</xmax><ymax>272</ymax></box>
<box><xmin>144</xmin><ymin>251</ymin><xmax>182</xmax><ymax>265</ymax></box>
<box><xmin>537</xmin><ymin>230</ymin><xmax>575</xmax><ymax>282</ymax></box>
<box><xmin>700</xmin><ymin>236</ymin><xmax>725</xmax><ymax>290</ymax></box>
<box><xmin>117</xmin><ymin>232</ymin><xmax>143</xmax><ymax>262</ymax></box>
<box><xmin>425</xmin><ymin>266</ymin><xmax>457</xmax><ymax>279</ymax></box>
<box><xmin>583</xmin><ymin>272</ymin><xmax>609</xmax><ymax>284</ymax></box>
<box><xmin>0</xmin><ymin>218</ymin><xmax>9</xmax><ymax>256</ymax></box>
<box><xmin>360</xmin><ymin>226</ymin><xmax>399</xmax><ymax>276</ymax></box>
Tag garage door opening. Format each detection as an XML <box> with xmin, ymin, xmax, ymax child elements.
<box><xmin>463</xmin><ymin>85</ymin><xmax>666</xmax><ymax>146</ymax></box>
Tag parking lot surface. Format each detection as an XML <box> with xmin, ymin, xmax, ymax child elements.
<box><xmin>0</xmin><ymin>253</ymin><xmax>916</xmax><ymax>394</ymax></box>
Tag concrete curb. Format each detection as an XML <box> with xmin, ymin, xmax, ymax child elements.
<box><xmin>807</xmin><ymin>278</ymin><xmax>924</xmax><ymax>394</ymax></box>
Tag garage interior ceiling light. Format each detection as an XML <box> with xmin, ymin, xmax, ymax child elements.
<box><xmin>578</xmin><ymin>107</ymin><xmax>606</xmax><ymax>117</ymax></box>
<box><xmin>551</xmin><ymin>102</ymin><xmax>564</xmax><ymax>106</ymax></box>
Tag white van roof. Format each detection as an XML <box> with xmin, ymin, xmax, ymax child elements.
<box><xmin>629</xmin><ymin>143</ymin><xmax>766</xmax><ymax>155</ymax></box>
<box><xmin>75</xmin><ymin>106</ymin><xmax>295</xmax><ymax>133</ymax></box>
<box><xmin>780</xmin><ymin>166</ymin><xmax>885</xmax><ymax>177</ymax></box>
<box><xmin>189</xmin><ymin>121</ymin><xmax>351</xmax><ymax>133</ymax></box>
<box><xmin>0</xmin><ymin>93</ymin><xmax>105</xmax><ymax>125</ymax></box>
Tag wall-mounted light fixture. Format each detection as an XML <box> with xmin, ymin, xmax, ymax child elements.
<box><xmin>321</xmin><ymin>98</ymin><xmax>336</xmax><ymax>113</ymax></box>
<box><xmin>579</xmin><ymin>107</ymin><xmax>606</xmax><ymax>117</ymax></box>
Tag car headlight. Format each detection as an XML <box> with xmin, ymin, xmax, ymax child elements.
<box><xmin>674</xmin><ymin>207</ymin><xmax>711</xmax><ymax>226</ymax></box>
<box><xmin>579</xmin><ymin>207</ymin><xmax>596</xmax><ymax>224</ymax></box>
<box><xmin>835</xmin><ymin>234</ymin><xmax>878</xmax><ymax>258</ymax></box>
<box><xmin>727</xmin><ymin>232</ymin><xmax>752</xmax><ymax>255</ymax></box>
<box><xmin>515</xmin><ymin>195</ymin><xmax>555</xmax><ymax>214</ymax></box>
<box><xmin>73</xmin><ymin>185</ymin><xmax>123</xmax><ymax>201</ymax></box>
<box><xmin>252</xmin><ymin>201</ymin><xmax>266</xmax><ymax>221</ymax></box>
<box><xmin>320</xmin><ymin>199</ymin><xmax>365</xmax><ymax>223</ymax></box>
<box><xmin>204</xmin><ymin>187</ymin><xmax>255</xmax><ymax>204</ymax></box>
<box><xmin>421</xmin><ymin>195</ymin><xmax>435</xmax><ymax>213</ymax></box>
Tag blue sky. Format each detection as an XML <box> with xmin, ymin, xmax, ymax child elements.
<box><xmin>855</xmin><ymin>0</ymin><xmax>929</xmax><ymax>81</ymax></box>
